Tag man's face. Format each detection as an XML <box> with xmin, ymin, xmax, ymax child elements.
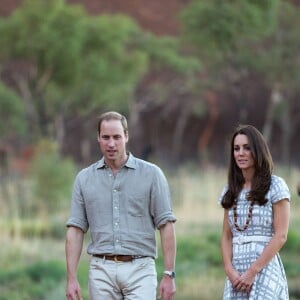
<box><xmin>97</xmin><ymin>119</ymin><xmax>128</xmax><ymax>164</ymax></box>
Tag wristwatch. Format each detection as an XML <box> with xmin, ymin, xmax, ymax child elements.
<box><xmin>163</xmin><ymin>270</ymin><xmax>176</xmax><ymax>278</ymax></box>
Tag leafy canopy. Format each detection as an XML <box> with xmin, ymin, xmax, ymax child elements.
<box><xmin>180</xmin><ymin>0</ymin><xmax>279</xmax><ymax>60</ymax></box>
<box><xmin>0</xmin><ymin>0</ymin><xmax>200</xmax><ymax>142</ymax></box>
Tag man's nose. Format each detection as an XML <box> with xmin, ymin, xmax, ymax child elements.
<box><xmin>108</xmin><ymin>138</ymin><xmax>115</xmax><ymax>146</ymax></box>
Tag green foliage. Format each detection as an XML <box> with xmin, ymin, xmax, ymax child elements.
<box><xmin>0</xmin><ymin>0</ymin><xmax>85</xmax><ymax>85</ymax></box>
<box><xmin>0</xmin><ymin>0</ymin><xmax>201</xmax><ymax>143</ymax></box>
<box><xmin>180</xmin><ymin>0</ymin><xmax>279</xmax><ymax>60</ymax></box>
<box><xmin>0</xmin><ymin>260</ymin><xmax>65</xmax><ymax>300</ymax></box>
<box><xmin>137</xmin><ymin>33</ymin><xmax>201</xmax><ymax>73</ymax></box>
<box><xmin>251</xmin><ymin>1</ymin><xmax>300</xmax><ymax>87</ymax></box>
<box><xmin>0</xmin><ymin>82</ymin><xmax>26</xmax><ymax>137</ymax></box>
<box><xmin>285</xmin><ymin>229</ymin><xmax>300</xmax><ymax>252</ymax></box>
<box><xmin>282</xmin><ymin>233</ymin><xmax>300</xmax><ymax>276</ymax></box>
<box><xmin>30</xmin><ymin>139</ymin><xmax>76</xmax><ymax>214</ymax></box>
<box><xmin>74</xmin><ymin>14</ymin><xmax>149</xmax><ymax>112</ymax></box>
<box><xmin>27</xmin><ymin>260</ymin><xmax>65</xmax><ymax>282</ymax></box>
<box><xmin>0</xmin><ymin>0</ymin><xmax>148</xmax><ymax>139</ymax></box>
<box><xmin>156</xmin><ymin>230</ymin><xmax>222</xmax><ymax>280</ymax></box>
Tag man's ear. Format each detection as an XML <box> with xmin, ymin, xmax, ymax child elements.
<box><xmin>97</xmin><ymin>134</ymin><xmax>100</xmax><ymax>142</ymax></box>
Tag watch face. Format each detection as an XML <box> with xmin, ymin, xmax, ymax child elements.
<box><xmin>164</xmin><ymin>271</ymin><xmax>175</xmax><ymax>278</ymax></box>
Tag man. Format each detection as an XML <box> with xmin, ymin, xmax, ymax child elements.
<box><xmin>65</xmin><ymin>111</ymin><xmax>176</xmax><ymax>300</ymax></box>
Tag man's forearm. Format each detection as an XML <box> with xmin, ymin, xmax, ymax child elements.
<box><xmin>160</xmin><ymin>222</ymin><xmax>176</xmax><ymax>270</ymax></box>
<box><xmin>66</xmin><ymin>226</ymin><xmax>84</xmax><ymax>279</ymax></box>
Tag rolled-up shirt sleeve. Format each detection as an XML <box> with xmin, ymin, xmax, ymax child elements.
<box><xmin>66</xmin><ymin>171</ymin><xmax>89</xmax><ymax>232</ymax></box>
<box><xmin>150</xmin><ymin>165</ymin><xmax>176</xmax><ymax>229</ymax></box>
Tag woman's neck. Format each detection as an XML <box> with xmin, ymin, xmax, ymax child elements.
<box><xmin>242</xmin><ymin>168</ymin><xmax>255</xmax><ymax>189</ymax></box>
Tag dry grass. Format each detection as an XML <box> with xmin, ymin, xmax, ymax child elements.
<box><xmin>171</xmin><ymin>166</ymin><xmax>300</xmax><ymax>233</ymax></box>
<box><xmin>170</xmin><ymin>166</ymin><xmax>225</xmax><ymax>235</ymax></box>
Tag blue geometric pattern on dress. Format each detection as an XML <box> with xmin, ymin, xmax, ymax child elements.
<box><xmin>219</xmin><ymin>175</ymin><xmax>291</xmax><ymax>299</ymax></box>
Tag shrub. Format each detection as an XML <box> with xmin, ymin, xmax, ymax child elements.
<box><xmin>0</xmin><ymin>260</ymin><xmax>65</xmax><ymax>300</ymax></box>
<box><xmin>29</xmin><ymin>139</ymin><xmax>76</xmax><ymax>214</ymax></box>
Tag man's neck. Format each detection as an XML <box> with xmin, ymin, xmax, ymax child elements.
<box><xmin>106</xmin><ymin>153</ymin><xmax>128</xmax><ymax>175</ymax></box>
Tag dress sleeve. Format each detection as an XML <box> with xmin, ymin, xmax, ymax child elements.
<box><xmin>218</xmin><ymin>185</ymin><xmax>228</xmax><ymax>205</ymax></box>
<box><xmin>270</xmin><ymin>175</ymin><xmax>291</xmax><ymax>204</ymax></box>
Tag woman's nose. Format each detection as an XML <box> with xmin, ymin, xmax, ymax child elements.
<box><xmin>238</xmin><ymin>148</ymin><xmax>244</xmax><ymax>155</ymax></box>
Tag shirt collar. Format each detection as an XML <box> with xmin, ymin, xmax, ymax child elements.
<box><xmin>124</xmin><ymin>152</ymin><xmax>136</xmax><ymax>169</ymax></box>
<box><xmin>96</xmin><ymin>152</ymin><xmax>137</xmax><ymax>170</ymax></box>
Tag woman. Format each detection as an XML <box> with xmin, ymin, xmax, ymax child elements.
<box><xmin>219</xmin><ymin>124</ymin><xmax>290</xmax><ymax>299</ymax></box>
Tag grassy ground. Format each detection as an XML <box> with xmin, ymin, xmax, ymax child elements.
<box><xmin>0</xmin><ymin>166</ymin><xmax>300</xmax><ymax>299</ymax></box>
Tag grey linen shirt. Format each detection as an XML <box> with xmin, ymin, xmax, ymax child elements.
<box><xmin>66</xmin><ymin>153</ymin><xmax>176</xmax><ymax>258</ymax></box>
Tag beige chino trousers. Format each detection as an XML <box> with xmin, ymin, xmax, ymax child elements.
<box><xmin>89</xmin><ymin>256</ymin><xmax>157</xmax><ymax>300</ymax></box>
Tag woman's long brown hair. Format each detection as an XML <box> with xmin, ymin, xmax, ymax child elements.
<box><xmin>221</xmin><ymin>124</ymin><xmax>273</xmax><ymax>209</ymax></box>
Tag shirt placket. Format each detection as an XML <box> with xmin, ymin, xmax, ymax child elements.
<box><xmin>112</xmin><ymin>171</ymin><xmax>122</xmax><ymax>253</ymax></box>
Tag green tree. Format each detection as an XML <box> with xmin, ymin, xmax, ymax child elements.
<box><xmin>0</xmin><ymin>0</ymin><xmax>86</xmax><ymax>143</ymax></box>
<box><xmin>0</xmin><ymin>0</ymin><xmax>200</xmax><ymax>161</ymax></box>
<box><xmin>181</xmin><ymin>0</ymin><xmax>279</xmax><ymax>62</ymax></box>
<box><xmin>183</xmin><ymin>0</ymin><xmax>300</xmax><ymax>164</ymax></box>
<box><xmin>0</xmin><ymin>82</ymin><xmax>26</xmax><ymax>138</ymax></box>
<box><xmin>30</xmin><ymin>139</ymin><xmax>76</xmax><ymax>215</ymax></box>
<box><xmin>246</xmin><ymin>1</ymin><xmax>300</xmax><ymax>164</ymax></box>
<box><xmin>0</xmin><ymin>0</ymin><xmax>149</xmax><ymax>149</ymax></box>
<box><xmin>179</xmin><ymin>0</ymin><xmax>300</xmax><ymax>163</ymax></box>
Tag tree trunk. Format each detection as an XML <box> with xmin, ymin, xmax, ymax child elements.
<box><xmin>280</xmin><ymin>100</ymin><xmax>291</xmax><ymax>165</ymax></box>
<box><xmin>263</xmin><ymin>85</ymin><xmax>282</xmax><ymax>144</ymax></box>
<box><xmin>171</xmin><ymin>100</ymin><xmax>192</xmax><ymax>162</ymax></box>
<box><xmin>197</xmin><ymin>91</ymin><xmax>219</xmax><ymax>166</ymax></box>
<box><xmin>54</xmin><ymin>114</ymin><xmax>65</xmax><ymax>155</ymax></box>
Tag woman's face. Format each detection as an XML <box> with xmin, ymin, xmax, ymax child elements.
<box><xmin>233</xmin><ymin>134</ymin><xmax>255</xmax><ymax>172</ymax></box>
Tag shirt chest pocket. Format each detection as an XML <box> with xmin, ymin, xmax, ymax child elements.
<box><xmin>126</xmin><ymin>195</ymin><xmax>148</xmax><ymax>216</ymax></box>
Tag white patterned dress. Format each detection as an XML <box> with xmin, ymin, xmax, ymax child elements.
<box><xmin>219</xmin><ymin>175</ymin><xmax>291</xmax><ymax>300</ymax></box>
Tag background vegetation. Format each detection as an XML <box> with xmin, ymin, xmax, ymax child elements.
<box><xmin>0</xmin><ymin>0</ymin><xmax>300</xmax><ymax>299</ymax></box>
<box><xmin>0</xmin><ymin>166</ymin><xmax>300</xmax><ymax>299</ymax></box>
<box><xmin>1</xmin><ymin>0</ymin><xmax>300</xmax><ymax>167</ymax></box>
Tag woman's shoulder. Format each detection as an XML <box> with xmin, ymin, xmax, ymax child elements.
<box><xmin>217</xmin><ymin>185</ymin><xmax>228</xmax><ymax>205</ymax></box>
<box><xmin>269</xmin><ymin>174</ymin><xmax>291</xmax><ymax>203</ymax></box>
<box><xmin>271</xmin><ymin>174</ymin><xmax>288</xmax><ymax>186</ymax></box>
